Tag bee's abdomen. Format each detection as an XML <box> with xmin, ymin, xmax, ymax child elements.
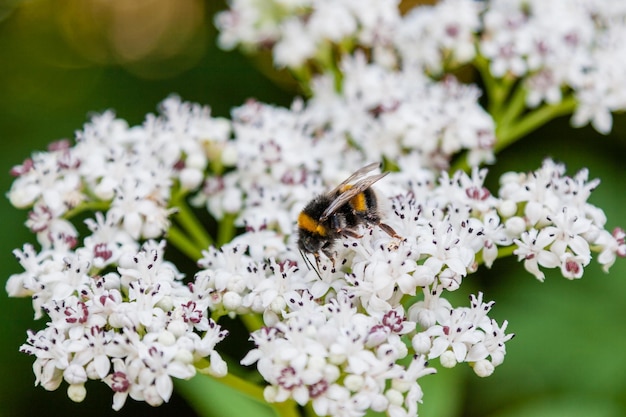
<box><xmin>354</xmin><ymin>188</ymin><xmax>379</xmax><ymax>218</ymax></box>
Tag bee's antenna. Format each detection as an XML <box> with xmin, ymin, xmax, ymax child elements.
<box><xmin>299</xmin><ymin>248</ymin><xmax>322</xmax><ymax>279</ymax></box>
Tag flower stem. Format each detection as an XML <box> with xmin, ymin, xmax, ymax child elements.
<box><xmin>167</xmin><ymin>224</ymin><xmax>204</xmax><ymax>261</ymax></box>
<box><xmin>290</xmin><ymin>65</ymin><xmax>313</xmax><ymax>97</ymax></box>
<box><xmin>274</xmin><ymin>400</ymin><xmax>303</xmax><ymax>417</ymax></box>
<box><xmin>217</xmin><ymin>212</ymin><xmax>238</xmax><ymax>246</ymax></box>
<box><xmin>474</xmin><ymin>54</ymin><xmax>515</xmax><ymax>119</ymax></box>
<box><xmin>171</xmin><ymin>190</ymin><xmax>213</xmax><ymax>250</ymax></box>
<box><xmin>451</xmin><ymin>89</ymin><xmax>578</xmax><ymax>174</ymax></box>
<box><xmin>474</xmin><ymin>244</ymin><xmax>518</xmax><ymax>268</ymax></box>
<box><xmin>497</xmin><ymin>244</ymin><xmax>517</xmax><ymax>259</ymax></box>
<box><xmin>64</xmin><ymin>200</ymin><xmax>111</xmax><ymax>219</ymax></box>
<box><xmin>240</xmin><ymin>313</ymin><xmax>265</xmax><ymax>333</ymax></box>
<box><xmin>303</xmin><ymin>403</ymin><xmax>317</xmax><ymax>417</ymax></box>
<box><xmin>495</xmin><ymin>95</ymin><xmax>578</xmax><ymax>152</ymax></box>
<box><xmin>498</xmin><ymin>82</ymin><xmax>528</xmax><ymax>128</ymax></box>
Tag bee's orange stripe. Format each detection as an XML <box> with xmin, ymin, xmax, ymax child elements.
<box><xmin>298</xmin><ymin>212</ymin><xmax>326</xmax><ymax>236</ymax></box>
<box><xmin>339</xmin><ymin>184</ymin><xmax>367</xmax><ymax>212</ymax></box>
<box><xmin>351</xmin><ymin>192</ymin><xmax>367</xmax><ymax>212</ymax></box>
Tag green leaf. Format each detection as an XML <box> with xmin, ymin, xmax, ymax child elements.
<box><xmin>176</xmin><ymin>376</ymin><xmax>277</xmax><ymax>417</ymax></box>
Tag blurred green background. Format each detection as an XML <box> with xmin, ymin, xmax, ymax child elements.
<box><xmin>0</xmin><ymin>1</ymin><xmax>625</xmax><ymax>417</ymax></box>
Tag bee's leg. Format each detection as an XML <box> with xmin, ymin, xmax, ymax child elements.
<box><xmin>321</xmin><ymin>243</ymin><xmax>336</xmax><ymax>270</ymax></box>
<box><xmin>357</xmin><ymin>211</ymin><xmax>402</xmax><ymax>240</ymax></box>
<box><xmin>300</xmin><ymin>249</ymin><xmax>322</xmax><ymax>278</ymax></box>
<box><xmin>313</xmin><ymin>252</ymin><xmax>324</xmax><ymax>276</ymax></box>
<box><xmin>341</xmin><ymin>229</ymin><xmax>362</xmax><ymax>239</ymax></box>
<box><xmin>378</xmin><ymin>222</ymin><xmax>402</xmax><ymax>239</ymax></box>
<box><xmin>330</xmin><ymin>213</ymin><xmax>362</xmax><ymax>239</ymax></box>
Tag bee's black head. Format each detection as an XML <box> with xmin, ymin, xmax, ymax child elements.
<box><xmin>297</xmin><ymin>229</ymin><xmax>325</xmax><ymax>254</ymax></box>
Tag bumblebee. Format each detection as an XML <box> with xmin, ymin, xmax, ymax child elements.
<box><xmin>297</xmin><ymin>163</ymin><xmax>400</xmax><ymax>267</ymax></box>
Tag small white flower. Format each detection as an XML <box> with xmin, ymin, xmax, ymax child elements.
<box><xmin>273</xmin><ymin>18</ymin><xmax>317</xmax><ymax>68</ymax></box>
<box><xmin>513</xmin><ymin>228</ymin><xmax>560</xmax><ymax>281</ymax></box>
<box><xmin>67</xmin><ymin>383</ymin><xmax>87</xmax><ymax>403</ymax></box>
<box><xmin>472</xmin><ymin>359</ymin><xmax>495</xmax><ymax>377</ymax></box>
<box><xmin>549</xmin><ymin>207</ymin><xmax>592</xmax><ymax>260</ymax></box>
<box><xmin>595</xmin><ymin>228</ymin><xmax>626</xmax><ymax>272</ymax></box>
<box><xmin>559</xmin><ymin>253</ymin><xmax>587</xmax><ymax>280</ymax></box>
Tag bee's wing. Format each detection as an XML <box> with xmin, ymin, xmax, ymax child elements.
<box><xmin>321</xmin><ymin>172</ymin><xmax>388</xmax><ymax>219</ymax></box>
<box><xmin>327</xmin><ymin>162</ymin><xmax>381</xmax><ymax>196</ymax></box>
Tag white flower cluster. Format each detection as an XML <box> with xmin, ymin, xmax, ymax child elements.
<box><xmin>307</xmin><ymin>55</ymin><xmax>495</xmax><ymax>168</ymax></box>
<box><xmin>215</xmin><ymin>0</ymin><xmax>400</xmax><ymax>68</ymax></box>
<box><xmin>217</xmin><ymin>0</ymin><xmax>626</xmax><ymax>134</ymax></box>
<box><xmin>6</xmin><ymin>1</ymin><xmax>626</xmax><ymax>415</ymax></box>
<box><xmin>11</xmin><ymin>240</ymin><xmax>228</xmax><ymax>410</ymax></box>
<box><xmin>241</xmin><ymin>292</ymin><xmax>434</xmax><ymax>417</ymax></box>
<box><xmin>197</xmin><ymin>71</ymin><xmax>496</xmax><ymax>229</ymax></box>
<box><xmin>7</xmin><ymin>98</ymin><xmax>230</xmax><ymax>243</ymax></box>
<box><xmin>6</xmin><ymin>99</ymin><xmax>234</xmax><ymax>409</ymax></box>
<box><xmin>501</xmin><ymin>160</ymin><xmax>626</xmax><ymax>279</ymax></box>
<box><xmin>193</xmin><ymin>151</ymin><xmax>623</xmax><ymax>417</ymax></box>
<box><xmin>392</xmin><ymin>0</ymin><xmax>482</xmax><ymax>74</ymax></box>
<box><xmin>479</xmin><ymin>0</ymin><xmax>626</xmax><ymax>133</ymax></box>
<box><xmin>409</xmin><ymin>292</ymin><xmax>511</xmax><ymax>377</ymax></box>
<box><xmin>6</xmin><ymin>88</ymin><xmax>625</xmax><ymax>414</ymax></box>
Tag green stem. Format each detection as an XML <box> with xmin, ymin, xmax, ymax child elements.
<box><xmin>329</xmin><ymin>40</ymin><xmax>351</xmax><ymax>93</ymax></box>
<box><xmin>303</xmin><ymin>403</ymin><xmax>317</xmax><ymax>417</ymax></box>
<box><xmin>450</xmin><ymin>55</ymin><xmax>527</xmax><ymax>174</ymax></box>
<box><xmin>474</xmin><ymin>55</ymin><xmax>515</xmax><ymax>118</ymax></box>
<box><xmin>495</xmin><ymin>94</ymin><xmax>577</xmax><ymax>152</ymax></box>
<box><xmin>451</xmin><ymin>91</ymin><xmax>578</xmax><ymax>174</ymax></box>
<box><xmin>474</xmin><ymin>55</ymin><xmax>498</xmax><ymax>108</ymax></box>
<box><xmin>474</xmin><ymin>244</ymin><xmax>518</xmax><ymax>268</ymax></box>
<box><xmin>64</xmin><ymin>200</ymin><xmax>111</xmax><ymax>219</ymax></box>
<box><xmin>497</xmin><ymin>244</ymin><xmax>517</xmax><ymax>259</ymax></box>
<box><xmin>290</xmin><ymin>65</ymin><xmax>313</xmax><ymax>97</ymax></box>
<box><xmin>273</xmin><ymin>400</ymin><xmax>302</xmax><ymax>417</ymax></box>
<box><xmin>167</xmin><ymin>224</ymin><xmax>204</xmax><ymax>261</ymax></box>
<box><xmin>240</xmin><ymin>313</ymin><xmax>265</xmax><ymax>333</ymax></box>
<box><xmin>171</xmin><ymin>191</ymin><xmax>213</xmax><ymax>249</ymax></box>
<box><xmin>217</xmin><ymin>212</ymin><xmax>238</xmax><ymax>247</ymax></box>
<box><xmin>497</xmin><ymin>81</ymin><xmax>528</xmax><ymax>128</ymax></box>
